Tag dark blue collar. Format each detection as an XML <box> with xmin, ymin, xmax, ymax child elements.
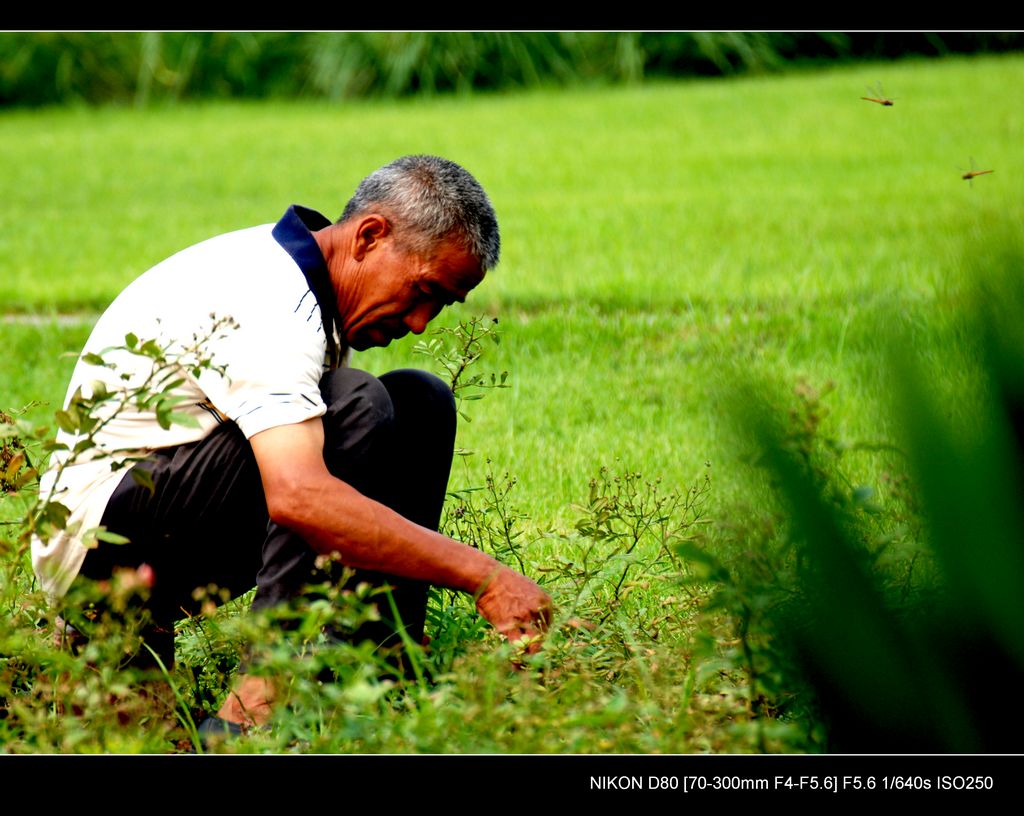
<box><xmin>272</xmin><ymin>205</ymin><xmax>341</xmax><ymax>368</ymax></box>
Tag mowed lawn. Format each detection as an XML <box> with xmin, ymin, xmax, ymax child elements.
<box><xmin>2</xmin><ymin>52</ymin><xmax>1022</xmax><ymax>533</ymax></box>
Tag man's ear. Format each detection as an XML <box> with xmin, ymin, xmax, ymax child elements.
<box><xmin>351</xmin><ymin>214</ymin><xmax>391</xmax><ymax>261</ymax></box>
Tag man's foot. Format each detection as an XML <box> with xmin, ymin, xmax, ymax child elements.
<box><xmin>195</xmin><ymin>715</ymin><xmax>246</xmax><ymax>751</ymax></box>
<box><xmin>216</xmin><ymin>674</ymin><xmax>275</xmax><ymax>727</ymax></box>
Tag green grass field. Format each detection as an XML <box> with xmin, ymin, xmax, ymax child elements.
<box><xmin>2</xmin><ymin>52</ymin><xmax>1022</xmax><ymax>754</ymax></box>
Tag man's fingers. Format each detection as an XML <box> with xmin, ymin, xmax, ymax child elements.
<box><xmin>499</xmin><ymin>619</ymin><xmax>544</xmax><ymax>648</ymax></box>
<box><xmin>504</xmin><ymin>627</ymin><xmax>544</xmax><ymax>662</ymax></box>
<box><xmin>500</xmin><ymin>620</ymin><xmax>535</xmax><ymax>641</ymax></box>
<box><xmin>474</xmin><ymin>566</ymin><xmax>553</xmax><ymax>657</ymax></box>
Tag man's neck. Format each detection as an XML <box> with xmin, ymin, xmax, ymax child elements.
<box><xmin>313</xmin><ymin>222</ymin><xmax>359</xmax><ymax>336</ymax></box>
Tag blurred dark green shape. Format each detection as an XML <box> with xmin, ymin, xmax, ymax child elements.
<box><xmin>2</xmin><ymin>33</ymin><xmax>1023</xmax><ymax>108</ymax></box>
<box><xmin>742</xmin><ymin>267</ymin><xmax>1024</xmax><ymax>753</ymax></box>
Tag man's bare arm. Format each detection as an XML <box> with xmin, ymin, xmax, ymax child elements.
<box><xmin>249</xmin><ymin>418</ymin><xmax>552</xmax><ymax>643</ymax></box>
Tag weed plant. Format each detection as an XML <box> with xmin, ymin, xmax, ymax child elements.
<box><xmin>1</xmin><ymin>315</ymin><xmax>758</xmax><ymax>754</ymax></box>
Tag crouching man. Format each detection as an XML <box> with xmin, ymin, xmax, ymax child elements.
<box><xmin>33</xmin><ymin>155</ymin><xmax>552</xmax><ymax>734</ymax></box>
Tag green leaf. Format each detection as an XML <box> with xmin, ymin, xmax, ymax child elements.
<box><xmin>38</xmin><ymin>501</ymin><xmax>72</xmax><ymax>530</ymax></box>
<box><xmin>157</xmin><ymin>393</ymin><xmax>190</xmax><ymax>409</ymax></box>
<box><xmin>130</xmin><ymin>467</ymin><xmax>156</xmax><ymax>495</ymax></box>
<box><xmin>156</xmin><ymin>377</ymin><xmax>186</xmax><ymax>392</ymax></box>
<box><xmin>92</xmin><ymin>528</ymin><xmax>132</xmax><ymax>545</ymax></box>
<box><xmin>54</xmin><ymin>410</ymin><xmax>78</xmax><ymax>434</ymax></box>
<box><xmin>168</xmin><ymin>411</ymin><xmax>201</xmax><ymax>429</ymax></box>
<box><xmin>13</xmin><ymin>467</ymin><xmax>38</xmax><ymax>489</ymax></box>
<box><xmin>124</xmin><ymin>332</ymin><xmax>138</xmax><ymax>348</ymax></box>
<box><xmin>4</xmin><ymin>451</ymin><xmax>26</xmax><ymax>481</ymax></box>
<box><xmin>139</xmin><ymin>339</ymin><xmax>163</xmax><ymax>358</ymax></box>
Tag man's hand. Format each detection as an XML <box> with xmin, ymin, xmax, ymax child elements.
<box><xmin>475</xmin><ymin>566</ymin><xmax>553</xmax><ymax>651</ymax></box>
<box><xmin>251</xmin><ymin>419</ymin><xmax>554</xmax><ymax>650</ymax></box>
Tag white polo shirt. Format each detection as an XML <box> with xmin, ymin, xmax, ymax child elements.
<box><xmin>33</xmin><ymin>206</ymin><xmax>343</xmax><ymax>599</ymax></box>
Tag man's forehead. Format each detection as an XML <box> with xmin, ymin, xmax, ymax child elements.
<box><xmin>427</xmin><ymin>241</ymin><xmax>485</xmax><ymax>290</ymax></box>
<box><xmin>447</xmin><ymin>261</ymin><xmax>485</xmax><ymax>292</ymax></box>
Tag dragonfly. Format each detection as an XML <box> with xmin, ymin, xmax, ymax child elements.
<box><xmin>961</xmin><ymin>157</ymin><xmax>994</xmax><ymax>185</ymax></box>
<box><xmin>861</xmin><ymin>82</ymin><xmax>895</xmax><ymax>106</ymax></box>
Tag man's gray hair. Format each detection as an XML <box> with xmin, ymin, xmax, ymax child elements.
<box><xmin>339</xmin><ymin>155</ymin><xmax>500</xmax><ymax>271</ymax></box>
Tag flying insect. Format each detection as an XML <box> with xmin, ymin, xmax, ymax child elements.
<box><xmin>861</xmin><ymin>82</ymin><xmax>894</xmax><ymax>106</ymax></box>
<box><xmin>961</xmin><ymin>157</ymin><xmax>994</xmax><ymax>185</ymax></box>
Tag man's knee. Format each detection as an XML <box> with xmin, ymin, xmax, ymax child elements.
<box><xmin>321</xmin><ymin>367</ymin><xmax>393</xmax><ymax>419</ymax></box>
<box><xmin>317</xmin><ymin>367</ymin><xmax>456</xmax><ymax>492</ymax></box>
<box><xmin>319</xmin><ymin>368</ymin><xmax>395</xmax><ymax>461</ymax></box>
<box><xmin>379</xmin><ymin>368</ymin><xmax>456</xmax><ymax>431</ymax></box>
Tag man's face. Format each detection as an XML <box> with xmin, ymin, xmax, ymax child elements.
<box><xmin>342</xmin><ymin>236</ymin><xmax>485</xmax><ymax>351</ymax></box>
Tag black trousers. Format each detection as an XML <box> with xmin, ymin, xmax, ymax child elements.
<box><xmin>77</xmin><ymin>367</ymin><xmax>457</xmax><ymax>668</ymax></box>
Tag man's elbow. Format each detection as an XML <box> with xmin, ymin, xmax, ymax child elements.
<box><xmin>265</xmin><ymin>490</ymin><xmax>298</xmax><ymax>529</ymax></box>
<box><xmin>262</xmin><ymin>475</ymin><xmax>321</xmax><ymax>533</ymax></box>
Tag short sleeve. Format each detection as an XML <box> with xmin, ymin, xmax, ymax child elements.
<box><xmin>195</xmin><ymin>288</ymin><xmax>328</xmax><ymax>439</ymax></box>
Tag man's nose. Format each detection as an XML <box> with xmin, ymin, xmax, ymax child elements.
<box><xmin>404</xmin><ymin>308</ymin><xmax>431</xmax><ymax>335</ymax></box>
<box><xmin>405</xmin><ymin>302</ymin><xmax>440</xmax><ymax>335</ymax></box>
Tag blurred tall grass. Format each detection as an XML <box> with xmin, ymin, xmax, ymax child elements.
<box><xmin>708</xmin><ymin>228</ymin><xmax>1024</xmax><ymax>752</ymax></box>
<box><xmin>2</xmin><ymin>32</ymin><xmax>1022</xmax><ymax>107</ymax></box>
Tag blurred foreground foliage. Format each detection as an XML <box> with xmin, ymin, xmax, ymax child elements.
<box><xmin>2</xmin><ymin>32</ymin><xmax>1022</xmax><ymax>107</ymax></box>
<box><xmin>688</xmin><ymin>236</ymin><xmax>1024</xmax><ymax>752</ymax></box>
